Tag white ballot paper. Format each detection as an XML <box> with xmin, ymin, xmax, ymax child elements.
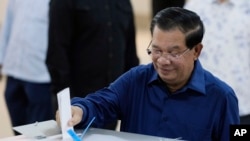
<box><xmin>57</xmin><ymin>87</ymin><xmax>74</xmax><ymax>140</ymax></box>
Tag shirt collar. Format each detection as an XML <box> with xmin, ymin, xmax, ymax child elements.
<box><xmin>187</xmin><ymin>60</ymin><xmax>206</xmax><ymax>95</ymax></box>
<box><xmin>148</xmin><ymin>64</ymin><xmax>158</xmax><ymax>84</ymax></box>
<box><xmin>148</xmin><ymin>60</ymin><xmax>206</xmax><ymax>95</ymax></box>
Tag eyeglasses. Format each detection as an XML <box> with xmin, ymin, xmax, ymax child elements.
<box><xmin>146</xmin><ymin>41</ymin><xmax>190</xmax><ymax>61</ymax></box>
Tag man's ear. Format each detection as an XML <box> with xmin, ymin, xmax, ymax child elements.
<box><xmin>193</xmin><ymin>43</ymin><xmax>203</xmax><ymax>60</ymax></box>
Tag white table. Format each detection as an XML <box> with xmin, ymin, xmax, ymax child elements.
<box><xmin>1</xmin><ymin>120</ymin><xmax>182</xmax><ymax>141</ymax></box>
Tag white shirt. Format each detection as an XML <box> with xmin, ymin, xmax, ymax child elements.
<box><xmin>185</xmin><ymin>0</ymin><xmax>250</xmax><ymax>116</ymax></box>
<box><xmin>0</xmin><ymin>0</ymin><xmax>50</xmax><ymax>83</ymax></box>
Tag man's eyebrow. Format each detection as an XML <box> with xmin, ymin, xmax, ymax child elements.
<box><xmin>171</xmin><ymin>45</ymin><xmax>181</xmax><ymax>50</ymax></box>
<box><xmin>151</xmin><ymin>44</ymin><xmax>181</xmax><ymax>50</ymax></box>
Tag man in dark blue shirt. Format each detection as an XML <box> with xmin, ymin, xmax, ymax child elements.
<box><xmin>56</xmin><ymin>7</ymin><xmax>240</xmax><ymax>141</ymax></box>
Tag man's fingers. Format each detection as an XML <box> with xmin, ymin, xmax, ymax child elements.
<box><xmin>55</xmin><ymin>110</ymin><xmax>61</xmax><ymax>127</ymax></box>
<box><xmin>68</xmin><ymin>106</ymin><xmax>83</xmax><ymax>126</ymax></box>
<box><xmin>56</xmin><ymin>106</ymin><xmax>83</xmax><ymax>127</ymax></box>
<box><xmin>68</xmin><ymin>115</ymin><xmax>81</xmax><ymax>126</ymax></box>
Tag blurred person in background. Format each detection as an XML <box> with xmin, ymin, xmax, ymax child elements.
<box><xmin>46</xmin><ymin>0</ymin><xmax>139</xmax><ymax>130</ymax></box>
<box><xmin>0</xmin><ymin>0</ymin><xmax>53</xmax><ymax>134</ymax></box>
<box><xmin>185</xmin><ymin>0</ymin><xmax>250</xmax><ymax>124</ymax></box>
<box><xmin>151</xmin><ymin>0</ymin><xmax>186</xmax><ymax>17</ymax></box>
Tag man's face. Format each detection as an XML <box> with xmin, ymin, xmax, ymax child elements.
<box><xmin>150</xmin><ymin>26</ymin><xmax>201</xmax><ymax>91</ymax></box>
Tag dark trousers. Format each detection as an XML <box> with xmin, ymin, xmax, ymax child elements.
<box><xmin>152</xmin><ymin>0</ymin><xmax>185</xmax><ymax>17</ymax></box>
<box><xmin>4</xmin><ymin>76</ymin><xmax>53</xmax><ymax>134</ymax></box>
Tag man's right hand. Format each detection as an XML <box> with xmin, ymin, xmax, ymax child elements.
<box><xmin>55</xmin><ymin>106</ymin><xmax>83</xmax><ymax>127</ymax></box>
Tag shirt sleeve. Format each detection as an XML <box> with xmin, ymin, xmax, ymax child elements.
<box><xmin>70</xmin><ymin>68</ymin><xmax>136</xmax><ymax>128</ymax></box>
<box><xmin>218</xmin><ymin>91</ymin><xmax>240</xmax><ymax>141</ymax></box>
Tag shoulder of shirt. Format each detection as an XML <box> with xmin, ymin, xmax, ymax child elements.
<box><xmin>203</xmin><ymin>69</ymin><xmax>236</xmax><ymax>97</ymax></box>
<box><xmin>128</xmin><ymin>63</ymin><xmax>154</xmax><ymax>73</ymax></box>
<box><xmin>125</xmin><ymin>63</ymin><xmax>156</xmax><ymax>80</ymax></box>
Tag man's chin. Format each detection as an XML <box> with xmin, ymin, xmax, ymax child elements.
<box><xmin>159</xmin><ymin>74</ymin><xmax>176</xmax><ymax>82</ymax></box>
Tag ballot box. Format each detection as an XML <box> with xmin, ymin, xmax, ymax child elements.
<box><xmin>0</xmin><ymin>120</ymin><xmax>183</xmax><ymax>141</ymax></box>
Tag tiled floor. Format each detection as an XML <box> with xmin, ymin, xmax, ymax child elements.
<box><xmin>0</xmin><ymin>1</ymin><xmax>152</xmax><ymax>138</ymax></box>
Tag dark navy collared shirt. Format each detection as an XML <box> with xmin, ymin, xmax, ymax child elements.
<box><xmin>71</xmin><ymin>60</ymin><xmax>239</xmax><ymax>141</ymax></box>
